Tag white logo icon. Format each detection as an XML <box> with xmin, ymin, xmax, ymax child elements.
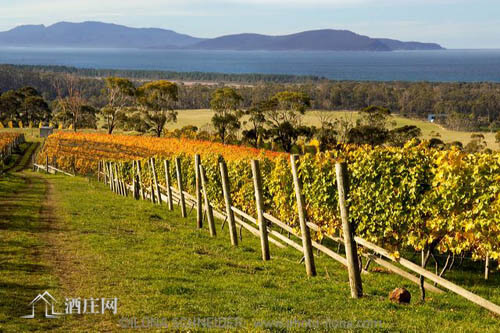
<box><xmin>22</xmin><ymin>291</ymin><xmax>64</xmax><ymax>319</ymax></box>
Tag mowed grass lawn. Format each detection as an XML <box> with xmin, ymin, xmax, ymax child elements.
<box><xmin>1</xmin><ymin>164</ymin><xmax>500</xmax><ymax>331</ymax></box>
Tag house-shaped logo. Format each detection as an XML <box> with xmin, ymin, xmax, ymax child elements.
<box><xmin>22</xmin><ymin>291</ymin><xmax>63</xmax><ymax>318</ymax></box>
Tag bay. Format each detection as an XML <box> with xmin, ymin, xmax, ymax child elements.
<box><xmin>0</xmin><ymin>47</ymin><xmax>499</xmax><ymax>82</ymax></box>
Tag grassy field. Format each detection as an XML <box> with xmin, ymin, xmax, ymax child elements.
<box><xmin>168</xmin><ymin>110</ymin><xmax>499</xmax><ymax>149</ymax></box>
<box><xmin>2</xmin><ymin>110</ymin><xmax>498</xmax><ymax>149</ymax></box>
<box><xmin>1</xmin><ymin>142</ymin><xmax>499</xmax><ymax>331</ymax></box>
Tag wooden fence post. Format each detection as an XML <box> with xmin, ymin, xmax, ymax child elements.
<box><xmin>118</xmin><ymin>163</ymin><xmax>127</xmax><ymax>197</ymax></box>
<box><xmin>195</xmin><ymin>154</ymin><xmax>203</xmax><ymax>229</ymax></box>
<box><xmin>109</xmin><ymin>163</ymin><xmax>115</xmax><ymax>192</ymax></box>
<box><xmin>110</xmin><ymin>163</ymin><xmax>115</xmax><ymax>192</ymax></box>
<box><xmin>118</xmin><ymin>163</ymin><xmax>124</xmax><ymax>196</ymax></box>
<box><xmin>175</xmin><ymin>157</ymin><xmax>187</xmax><ymax>217</ymax></box>
<box><xmin>103</xmin><ymin>161</ymin><xmax>107</xmax><ymax>184</ymax></box>
<box><xmin>150</xmin><ymin>183</ymin><xmax>156</xmax><ymax>203</ymax></box>
<box><xmin>71</xmin><ymin>156</ymin><xmax>76</xmax><ymax>175</ymax></box>
<box><xmin>219</xmin><ymin>159</ymin><xmax>238</xmax><ymax>246</ymax></box>
<box><xmin>336</xmin><ymin>162</ymin><xmax>363</xmax><ymax>298</ymax></box>
<box><xmin>136</xmin><ymin>160</ymin><xmax>145</xmax><ymax>199</ymax></box>
<box><xmin>132</xmin><ymin>161</ymin><xmax>137</xmax><ymax>198</ymax></box>
<box><xmin>97</xmin><ymin>161</ymin><xmax>101</xmax><ymax>182</ymax></box>
<box><xmin>134</xmin><ymin>175</ymin><xmax>140</xmax><ymax>200</ymax></box>
<box><xmin>45</xmin><ymin>155</ymin><xmax>49</xmax><ymax>174</ymax></box>
<box><xmin>251</xmin><ymin>160</ymin><xmax>270</xmax><ymax>261</ymax></box>
<box><xmin>108</xmin><ymin>162</ymin><xmax>113</xmax><ymax>190</ymax></box>
<box><xmin>113</xmin><ymin>163</ymin><xmax>121</xmax><ymax>195</ymax></box>
<box><xmin>117</xmin><ymin>163</ymin><xmax>123</xmax><ymax>195</ymax></box>
<box><xmin>164</xmin><ymin>160</ymin><xmax>173</xmax><ymax>210</ymax></box>
<box><xmin>110</xmin><ymin>163</ymin><xmax>113</xmax><ymax>189</ymax></box>
<box><xmin>102</xmin><ymin>161</ymin><xmax>106</xmax><ymax>184</ymax></box>
<box><xmin>150</xmin><ymin>158</ymin><xmax>162</xmax><ymax>205</ymax></box>
<box><xmin>103</xmin><ymin>161</ymin><xmax>108</xmax><ymax>184</ymax></box>
<box><xmin>290</xmin><ymin>155</ymin><xmax>316</xmax><ymax>277</ymax></box>
<box><xmin>120</xmin><ymin>163</ymin><xmax>128</xmax><ymax>197</ymax></box>
<box><xmin>485</xmin><ymin>254</ymin><xmax>490</xmax><ymax>280</ymax></box>
<box><xmin>117</xmin><ymin>163</ymin><xmax>123</xmax><ymax>196</ymax></box>
<box><xmin>199</xmin><ymin>164</ymin><xmax>216</xmax><ymax>237</ymax></box>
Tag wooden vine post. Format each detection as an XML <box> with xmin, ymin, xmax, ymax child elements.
<box><xmin>219</xmin><ymin>159</ymin><xmax>238</xmax><ymax>246</ymax></box>
<box><xmin>199</xmin><ymin>164</ymin><xmax>216</xmax><ymax>237</ymax></box>
<box><xmin>195</xmin><ymin>154</ymin><xmax>203</xmax><ymax>229</ymax></box>
<box><xmin>103</xmin><ymin>161</ymin><xmax>109</xmax><ymax>185</ymax></box>
<box><xmin>119</xmin><ymin>163</ymin><xmax>125</xmax><ymax>196</ymax></box>
<box><xmin>109</xmin><ymin>162</ymin><xmax>115</xmax><ymax>192</ymax></box>
<box><xmin>133</xmin><ymin>174</ymin><xmax>140</xmax><ymax>200</ymax></box>
<box><xmin>108</xmin><ymin>162</ymin><xmax>113</xmax><ymax>191</ymax></box>
<box><xmin>113</xmin><ymin>163</ymin><xmax>121</xmax><ymax>195</ymax></box>
<box><xmin>103</xmin><ymin>161</ymin><xmax>107</xmax><ymax>184</ymax></box>
<box><xmin>131</xmin><ymin>161</ymin><xmax>137</xmax><ymax>199</ymax></box>
<box><xmin>290</xmin><ymin>155</ymin><xmax>317</xmax><ymax>277</ymax></box>
<box><xmin>123</xmin><ymin>166</ymin><xmax>128</xmax><ymax>196</ymax></box>
<box><xmin>164</xmin><ymin>160</ymin><xmax>173</xmax><ymax>210</ymax></box>
<box><xmin>251</xmin><ymin>160</ymin><xmax>270</xmax><ymax>261</ymax></box>
<box><xmin>102</xmin><ymin>162</ymin><xmax>105</xmax><ymax>184</ymax></box>
<box><xmin>150</xmin><ymin>158</ymin><xmax>162</xmax><ymax>205</ymax></box>
<box><xmin>120</xmin><ymin>163</ymin><xmax>127</xmax><ymax>196</ymax></box>
<box><xmin>97</xmin><ymin>161</ymin><xmax>101</xmax><ymax>182</ymax></box>
<box><xmin>175</xmin><ymin>157</ymin><xmax>187</xmax><ymax>217</ymax></box>
<box><xmin>120</xmin><ymin>164</ymin><xmax>126</xmax><ymax>196</ymax></box>
<box><xmin>136</xmin><ymin>160</ymin><xmax>145</xmax><ymax>200</ymax></box>
<box><xmin>116</xmin><ymin>163</ymin><xmax>123</xmax><ymax>195</ymax></box>
<box><xmin>485</xmin><ymin>254</ymin><xmax>490</xmax><ymax>280</ymax></box>
<box><xmin>112</xmin><ymin>163</ymin><xmax>117</xmax><ymax>194</ymax></box>
<box><xmin>336</xmin><ymin>162</ymin><xmax>363</xmax><ymax>298</ymax></box>
<box><xmin>150</xmin><ymin>183</ymin><xmax>156</xmax><ymax>203</ymax></box>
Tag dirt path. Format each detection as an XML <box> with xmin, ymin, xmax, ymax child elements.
<box><xmin>0</xmin><ymin>141</ymin><xmax>116</xmax><ymax>331</ymax></box>
<box><xmin>9</xmin><ymin>141</ymin><xmax>84</xmax><ymax>297</ymax></box>
<box><xmin>37</xmin><ymin>177</ymin><xmax>84</xmax><ymax>295</ymax></box>
<box><xmin>0</xmin><ymin>141</ymin><xmax>77</xmax><ymax>330</ymax></box>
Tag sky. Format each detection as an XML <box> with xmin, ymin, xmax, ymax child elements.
<box><xmin>0</xmin><ymin>0</ymin><xmax>499</xmax><ymax>48</ymax></box>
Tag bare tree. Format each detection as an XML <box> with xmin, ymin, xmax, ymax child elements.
<box><xmin>53</xmin><ymin>74</ymin><xmax>96</xmax><ymax>130</ymax></box>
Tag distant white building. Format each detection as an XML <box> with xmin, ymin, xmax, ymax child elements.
<box><xmin>427</xmin><ymin>114</ymin><xmax>447</xmax><ymax>123</ymax></box>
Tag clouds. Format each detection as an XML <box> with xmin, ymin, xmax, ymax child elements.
<box><xmin>0</xmin><ymin>0</ymin><xmax>498</xmax><ymax>48</ymax></box>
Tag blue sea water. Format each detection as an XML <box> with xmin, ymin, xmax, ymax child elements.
<box><xmin>0</xmin><ymin>47</ymin><xmax>499</xmax><ymax>82</ymax></box>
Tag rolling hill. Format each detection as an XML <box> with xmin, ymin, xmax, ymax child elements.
<box><xmin>189</xmin><ymin>30</ymin><xmax>443</xmax><ymax>51</ymax></box>
<box><xmin>0</xmin><ymin>21</ymin><xmax>204</xmax><ymax>48</ymax></box>
<box><xmin>0</xmin><ymin>21</ymin><xmax>444</xmax><ymax>51</ymax></box>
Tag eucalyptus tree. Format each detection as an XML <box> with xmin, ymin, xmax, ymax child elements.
<box><xmin>52</xmin><ymin>75</ymin><xmax>98</xmax><ymax>130</ymax></box>
<box><xmin>0</xmin><ymin>87</ymin><xmax>50</xmax><ymax>125</ymax></box>
<box><xmin>136</xmin><ymin>80</ymin><xmax>178</xmax><ymax>137</ymax></box>
<box><xmin>265</xmin><ymin>91</ymin><xmax>311</xmax><ymax>152</ymax></box>
<box><xmin>101</xmin><ymin>77</ymin><xmax>136</xmax><ymax>134</ymax></box>
<box><xmin>210</xmin><ymin>87</ymin><xmax>243</xmax><ymax>144</ymax></box>
<box><xmin>242</xmin><ymin>100</ymin><xmax>273</xmax><ymax>147</ymax></box>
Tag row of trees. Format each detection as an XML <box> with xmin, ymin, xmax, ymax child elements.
<box><xmin>51</xmin><ymin>75</ymin><xmax>179</xmax><ymax>137</ymax></box>
<box><xmin>1</xmin><ymin>65</ymin><xmax>499</xmax><ymax>132</ymax></box>
<box><xmin>1</xmin><ymin>75</ymin><xmax>499</xmax><ymax>153</ymax></box>
<box><xmin>0</xmin><ymin>87</ymin><xmax>50</xmax><ymax>125</ymax></box>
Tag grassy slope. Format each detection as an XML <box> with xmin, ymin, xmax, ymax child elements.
<box><xmin>2</xmin><ymin>161</ymin><xmax>500</xmax><ymax>331</ymax></box>
<box><xmin>0</xmin><ymin>174</ymin><xmax>62</xmax><ymax>332</ymax></box>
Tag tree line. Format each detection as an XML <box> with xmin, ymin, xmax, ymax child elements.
<box><xmin>4</xmin><ymin>75</ymin><xmax>498</xmax><ymax>153</ymax></box>
<box><xmin>1</xmin><ymin>64</ymin><xmax>499</xmax><ymax>132</ymax></box>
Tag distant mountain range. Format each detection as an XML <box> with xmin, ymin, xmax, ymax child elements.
<box><xmin>0</xmin><ymin>21</ymin><xmax>444</xmax><ymax>51</ymax></box>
